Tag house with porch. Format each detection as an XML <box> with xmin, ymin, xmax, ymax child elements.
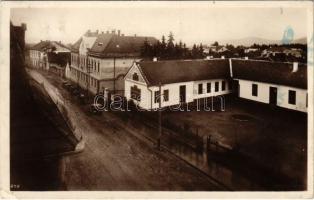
<box><xmin>124</xmin><ymin>59</ymin><xmax>233</xmax><ymax>110</ymax></box>
<box><xmin>66</xmin><ymin>29</ymin><xmax>157</xmax><ymax>95</ymax></box>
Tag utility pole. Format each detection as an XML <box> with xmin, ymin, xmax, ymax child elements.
<box><xmin>86</xmin><ymin>55</ymin><xmax>92</xmax><ymax>100</ymax></box>
<box><xmin>157</xmin><ymin>82</ymin><xmax>162</xmax><ymax>150</ymax></box>
<box><xmin>113</xmin><ymin>57</ymin><xmax>116</xmax><ymax>94</ymax></box>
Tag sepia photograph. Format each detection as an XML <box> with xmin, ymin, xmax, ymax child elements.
<box><xmin>1</xmin><ymin>1</ymin><xmax>313</xmax><ymax>198</ymax></box>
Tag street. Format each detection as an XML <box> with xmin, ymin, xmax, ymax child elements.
<box><xmin>28</xmin><ymin>69</ymin><xmax>224</xmax><ymax>191</ymax></box>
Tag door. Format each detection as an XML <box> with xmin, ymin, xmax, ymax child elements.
<box><xmin>269</xmin><ymin>87</ymin><xmax>277</xmax><ymax>105</ymax></box>
<box><xmin>179</xmin><ymin>85</ymin><xmax>186</xmax><ymax>103</ymax></box>
<box><xmin>231</xmin><ymin>80</ymin><xmax>239</xmax><ymax>96</ymax></box>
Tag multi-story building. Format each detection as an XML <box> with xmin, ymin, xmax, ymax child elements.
<box><xmin>29</xmin><ymin>40</ymin><xmax>71</xmax><ymax>77</ymax></box>
<box><xmin>66</xmin><ymin>29</ymin><xmax>157</xmax><ymax>95</ymax></box>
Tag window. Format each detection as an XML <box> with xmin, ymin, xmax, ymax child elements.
<box><xmin>130</xmin><ymin>85</ymin><xmax>141</xmax><ymax>101</ymax></box>
<box><xmin>215</xmin><ymin>82</ymin><xmax>219</xmax><ymax>92</ymax></box>
<box><xmin>198</xmin><ymin>84</ymin><xmax>203</xmax><ymax>94</ymax></box>
<box><xmin>154</xmin><ymin>91</ymin><xmax>160</xmax><ymax>103</ymax></box>
<box><xmin>164</xmin><ymin>90</ymin><xmax>169</xmax><ymax>102</ymax></box>
<box><xmin>222</xmin><ymin>81</ymin><xmax>226</xmax><ymax>91</ymax></box>
<box><xmin>288</xmin><ymin>90</ymin><xmax>296</xmax><ymax>105</ymax></box>
<box><xmin>252</xmin><ymin>84</ymin><xmax>258</xmax><ymax>96</ymax></box>
<box><xmin>132</xmin><ymin>73</ymin><xmax>139</xmax><ymax>81</ymax></box>
<box><xmin>207</xmin><ymin>83</ymin><xmax>211</xmax><ymax>93</ymax></box>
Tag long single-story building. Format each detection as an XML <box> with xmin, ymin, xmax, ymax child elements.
<box><xmin>124</xmin><ymin>59</ymin><xmax>233</xmax><ymax>110</ymax></box>
<box><xmin>124</xmin><ymin>58</ymin><xmax>307</xmax><ymax>112</ymax></box>
<box><xmin>231</xmin><ymin>59</ymin><xmax>307</xmax><ymax>112</ymax></box>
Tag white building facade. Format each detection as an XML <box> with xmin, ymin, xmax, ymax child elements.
<box><xmin>236</xmin><ymin>79</ymin><xmax>307</xmax><ymax>112</ymax></box>
<box><xmin>124</xmin><ymin>58</ymin><xmax>307</xmax><ymax>112</ymax></box>
<box><xmin>124</xmin><ymin>59</ymin><xmax>232</xmax><ymax>110</ymax></box>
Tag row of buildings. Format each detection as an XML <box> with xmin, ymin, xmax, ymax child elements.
<box><xmin>124</xmin><ymin>58</ymin><xmax>307</xmax><ymax>112</ymax></box>
<box><xmin>28</xmin><ymin>29</ymin><xmax>307</xmax><ymax>113</ymax></box>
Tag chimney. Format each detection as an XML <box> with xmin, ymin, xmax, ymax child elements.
<box><xmin>106</xmin><ymin>30</ymin><xmax>109</xmax><ymax>34</ymax></box>
<box><xmin>112</xmin><ymin>30</ymin><xmax>116</xmax><ymax>34</ymax></box>
<box><xmin>244</xmin><ymin>56</ymin><xmax>248</xmax><ymax>60</ymax></box>
<box><xmin>293</xmin><ymin>62</ymin><xmax>298</xmax><ymax>72</ymax></box>
<box><xmin>134</xmin><ymin>34</ymin><xmax>137</xmax><ymax>37</ymax></box>
<box><xmin>153</xmin><ymin>57</ymin><xmax>158</xmax><ymax>62</ymax></box>
<box><xmin>121</xmin><ymin>34</ymin><xmax>125</xmax><ymax>36</ymax></box>
<box><xmin>101</xmin><ymin>31</ymin><xmax>104</xmax><ymax>34</ymax></box>
<box><xmin>96</xmin><ymin>30</ymin><xmax>99</xmax><ymax>34</ymax></box>
<box><xmin>221</xmin><ymin>55</ymin><xmax>225</xmax><ymax>59</ymax></box>
<box><xmin>21</xmin><ymin>23</ymin><xmax>27</xmax><ymax>31</ymax></box>
<box><xmin>118</xmin><ymin>30</ymin><xmax>121</xmax><ymax>36</ymax></box>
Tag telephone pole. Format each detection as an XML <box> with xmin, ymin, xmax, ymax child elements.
<box><xmin>157</xmin><ymin>82</ymin><xmax>162</xmax><ymax>150</ymax></box>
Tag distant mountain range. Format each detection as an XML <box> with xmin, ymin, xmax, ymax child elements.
<box><xmin>205</xmin><ymin>36</ymin><xmax>307</xmax><ymax>47</ymax></box>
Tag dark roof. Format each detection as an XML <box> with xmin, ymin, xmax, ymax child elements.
<box><xmin>88</xmin><ymin>34</ymin><xmax>158</xmax><ymax>58</ymax></box>
<box><xmin>232</xmin><ymin>59</ymin><xmax>307</xmax><ymax>89</ymax></box>
<box><xmin>70</xmin><ymin>37</ymin><xmax>82</xmax><ymax>52</ymax></box>
<box><xmin>30</xmin><ymin>40</ymin><xmax>51</xmax><ymax>51</ymax></box>
<box><xmin>30</xmin><ymin>41</ymin><xmax>70</xmax><ymax>52</ymax></box>
<box><xmin>137</xmin><ymin>59</ymin><xmax>230</xmax><ymax>86</ymax></box>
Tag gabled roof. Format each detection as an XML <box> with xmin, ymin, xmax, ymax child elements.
<box><xmin>70</xmin><ymin>37</ymin><xmax>82</xmax><ymax>52</ymax></box>
<box><xmin>232</xmin><ymin>59</ymin><xmax>307</xmax><ymax>89</ymax></box>
<box><xmin>88</xmin><ymin>34</ymin><xmax>158</xmax><ymax>58</ymax></box>
<box><xmin>30</xmin><ymin>40</ymin><xmax>70</xmax><ymax>52</ymax></box>
<box><xmin>136</xmin><ymin>59</ymin><xmax>230</xmax><ymax>86</ymax></box>
<box><xmin>30</xmin><ymin>40</ymin><xmax>51</xmax><ymax>51</ymax></box>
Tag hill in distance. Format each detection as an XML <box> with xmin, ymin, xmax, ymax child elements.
<box><xmin>205</xmin><ymin>36</ymin><xmax>307</xmax><ymax>47</ymax></box>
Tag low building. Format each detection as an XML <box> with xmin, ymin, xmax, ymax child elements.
<box><xmin>232</xmin><ymin>59</ymin><xmax>307</xmax><ymax>112</ymax></box>
<box><xmin>124</xmin><ymin>59</ymin><xmax>232</xmax><ymax>110</ymax></box>
<box><xmin>66</xmin><ymin>29</ymin><xmax>158</xmax><ymax>95</ymax></box>
<box><xmin>124</xmin><ymin>58</ymin><xmax>307</xmax><ymax>113</ymax></box>
<box><xmin>29</xmin><ymin>40</ymin><xmax>71</xmax><ymax>76</ymax></box>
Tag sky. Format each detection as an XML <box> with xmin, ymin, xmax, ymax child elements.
<box><xmin>10</xmin><ymin>4</ymin><xmax>308</xmax><ymax>46</ymax></box>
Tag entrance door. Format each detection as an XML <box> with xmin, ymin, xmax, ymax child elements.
<box><xmin>231</xmin><ymin>80</ymin><xmax>239</xmax><ymax>96</ymax></box>
<box><xmin>179</xmin><ymin>85</ymin><xmax>186</xmax><ymax>103</ymax></box>
<box><xmin>269</xmin><ymin>87</ymin><xmax>277</xmax><ymax>105</ymax></box>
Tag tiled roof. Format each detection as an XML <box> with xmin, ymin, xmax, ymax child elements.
<box><xmin>137</xmin><ymin>59</ymin><xmax>231</xmax><ymax>86</ymax></box>
<box><xmin>30</xmin><ymin>40</ymin><xmax>51</xmax><ymax>51</ymax></box>
<box><xmin>88</xmin><ymin>34</ymin><xmax>158</xmax><ymax>58</ymax></box>
<box><xmin>30</xmin><ymin>40</ymin><xmax>70</xmax><ymax>52</ymax></box>
<box><xmin>232</xmin><ymin>59</ymin><xmax>307</xmax><ymax>89</ymax></box>
<box><xmin>70</xmin><ymin>37</ymin><xmax>82</xmax><ymax>52</ymax></box>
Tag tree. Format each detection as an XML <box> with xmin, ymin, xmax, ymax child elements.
<box><xmin>166</xmin><ymin>32</ymin><xmax>175</xmax><ymax>59</ymax></box>
<box><xmin>198</xmin><ymin>43</ymin><xmax>204</xmax><ymax>58</ymax></box>
<box><xmin>191</xmin><ymin>44</ymin><xmax>198</xmax><ymax>58</ymax></box>
<box><xmin>140</xmin><ymin>38</ymin><xmax>153</xmax><ymax>58</ymax></box>
<box><xmin>212</xmin><ymin>41</ymin><xmax>219</xmax><ymax>46</ymax></box>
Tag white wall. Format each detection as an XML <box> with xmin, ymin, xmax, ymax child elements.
<box><xmin>237</xmin><ymin>79</ymin><xmax>307</xmax><ymax>112</ymax></box>
<box><xmin>149</xmin><ymin>81</ymin><xmax>195</xmax><ymax>110</ymax></box>
<box><xmin>193</xmin><ymin>79</ymin><xmax>232</xmax><ymax>99</ymax></box>
<box><xmin>125</xmin><ymin>79</ymin><xmax>151</xmax><ymax>110</ymax></box>
<box><xmin>125</xmin><ymin>78</ymin><xmax>232</xmax><ymax>110</ymax></box>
